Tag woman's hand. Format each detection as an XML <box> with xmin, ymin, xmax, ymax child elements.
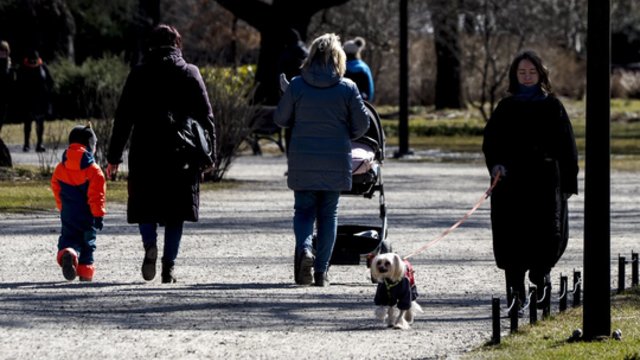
<box><xmin>106</xmin><ymin>163</ymin><xmax>119</xmax><ymax>181</ymax></box>
<box><xmin>491</xmin><ymin>164</ymin><xmax>506</xmax><ymax>179</ymax></box>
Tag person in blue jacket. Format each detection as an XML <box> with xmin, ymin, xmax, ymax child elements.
<box><xmin>274</xmin><ymin>33</ymin><xmax>370</xmax><ymax>287</ymax></box>
<box><xmin>343</xmin><ymin>37</ymin><xmax>375</xmax><ymax>102</ymax></box>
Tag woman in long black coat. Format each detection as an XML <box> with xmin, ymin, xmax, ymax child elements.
<box><xmin>482</xmin><ymin>50</ymin><xmax>578</xmax><ymax>311</ymax></box>
<box><xmin>107</xmin><ymin>24</ymin><xmax>216</xmax><ymax>283</ymax></box>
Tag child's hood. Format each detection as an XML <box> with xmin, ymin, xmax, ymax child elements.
<box><xmin>62</xmin><ymin>143</ymin><xmax>96</xmax><ymax>171</ymax></box>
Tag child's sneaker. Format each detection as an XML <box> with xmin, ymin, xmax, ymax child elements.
<box><xmin>57</xmin><ymin>248</ymin><xmax>78</xmax><ymax>281</ymax></box>
<box><xmin>77</xmin><ymin>264</ymin><xmax>95</xmax><ymax>282</ymax></box>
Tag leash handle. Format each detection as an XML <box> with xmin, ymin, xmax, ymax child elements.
<box><xmin>403</xmin><ymin>172</ymin><xmax>501</xmax><ymax>260</ymax></box>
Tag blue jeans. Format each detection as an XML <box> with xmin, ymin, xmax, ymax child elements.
<box><xmin>139</xmin><ymin>222</ymin><xmax>184</xmax><ymax>262</ymax></box>
<box><xmin>293</xmin><ymin>190</ymin><xmax>340</xmax><ymax>273</ymax></box>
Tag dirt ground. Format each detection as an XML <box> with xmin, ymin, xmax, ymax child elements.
<box><xmin>1</xmin><ymin>151</ymin><xmax>637</xmax><ymax>359</ymax></box>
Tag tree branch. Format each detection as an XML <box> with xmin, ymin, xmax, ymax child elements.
<box><xmin>214</xmin><ymin>0</ymin><xmax>274</xmax><ymax>30</ymax></box>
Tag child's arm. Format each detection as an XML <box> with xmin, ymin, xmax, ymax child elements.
<box><xmin>86</xmin><ymin>163</ymin><xmax>106</xmax><ymax>218</ymax></box>
<box><xmin>50</xmin><ymin>164</ymin><xmax>62</xmax><ymax>211</ymax></box>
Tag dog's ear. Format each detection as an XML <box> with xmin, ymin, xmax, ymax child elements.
<box><xmin>390</xmin><ymin>254</ymin><xmax>406</xmax><ymax>282</ymax></box>
<box><xmin>370</xmin><ymin>255</ymin><xmax>382</xmax><ymax>282</ymax></box>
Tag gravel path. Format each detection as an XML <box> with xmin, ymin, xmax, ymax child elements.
<box><xmin>0</xmin><ymin>152</ymin><xmax>637</xmax><ymax>359</ymax></box>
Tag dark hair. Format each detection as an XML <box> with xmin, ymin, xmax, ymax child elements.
<box><xmin>25</xmin><ymin>49</ymin><xmax>40</xmax><ymax>60</ymax></box>
<box><xmin>507</xmin><ymin>50</ymin><xmax>552</xmax><ymax>95</ymax></box>
<box><xmin>148</xmin><ymin>24</ymin><xmax>182</xmax><ymax>49</ymax></box>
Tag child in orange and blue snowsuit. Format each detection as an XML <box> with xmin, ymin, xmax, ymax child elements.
<box><xmin>51</xmin><ymin>125</ymin><xmax>106</xmax><ymax>281</ymax></box>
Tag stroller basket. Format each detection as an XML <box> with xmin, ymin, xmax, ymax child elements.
<box><xmin>330</xmin><ymin>224</ymin><xmax>383</xmax><ymax>265</ymax></box>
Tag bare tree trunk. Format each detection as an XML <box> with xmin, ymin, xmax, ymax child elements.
<box><xmin>0</xmin><ymin>0</ymin><xmax>76</xmax><ymax>61</ymax></box>
<box><xmin>129</xmin><ymin>0</ymin><xmax>161</xmax><ymax>66</ymax></box>
<box><xmin>215</xmin><ymin>0</ymin><xmax>351</xmax><ymax>105</ymax></box>
<box><xmin>432</xmin><ymin>0</ymin><xmax>465</xmax><ymax>109</ymax></box>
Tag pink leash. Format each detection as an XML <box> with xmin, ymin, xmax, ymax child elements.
<box><xmin>403</xmin><ymin>173</ymin><xmax>501</xmax><ymax>260</ymax></box>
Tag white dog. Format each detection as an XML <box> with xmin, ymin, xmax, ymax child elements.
<box><xmin>370</xmin><ymin>253</ymin><xmax>422</xmax><ymax>330</ymax></box>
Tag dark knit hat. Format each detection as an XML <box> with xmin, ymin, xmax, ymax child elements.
<box><xmin>69</xmin><ymin>125</ymin><xmax>97</xmax><ymax>151</ymax></box>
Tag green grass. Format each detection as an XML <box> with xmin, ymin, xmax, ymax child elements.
<box><xmin>465</xmin><ymin>288</ymin><xmax>640</xmax><ymax>360</ymax></box>
<box><xmin>0</xmin><ymin>166</ymin><xmax>129</xmax><ymax>213</ymax></box>
<box><xmin>0</xmin><ymin>166</ymin><xmax>237</xmax><ymax>213</ymax></box>
<box><xmin>376</xmin><ymin>98</ymin><xmax>640</xmax><ymax>170</ymax></box>
<box><xmin>0</xmin><ymin>119</ymin><xmax>79</xmax><ymax>147</ymax></box>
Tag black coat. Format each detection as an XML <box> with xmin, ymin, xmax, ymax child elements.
<box><xmin>15</xmin><ymin>61</ymin><xmax>53</xmax><ymax>119</ymax></box>
<box><xmin>482</xmin><ymin>95</ymin><xmax>578</xmax><ymax>271</ymax></box>
<box><xmin>107</xmin><ymin>47</ymin><xmax>215</xmax><ymax>224</ymax></box>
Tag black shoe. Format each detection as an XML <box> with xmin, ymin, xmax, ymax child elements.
<box><xmin>35</xmin><ymin>145</ymin><xmax>46</xmax><ymax>152</ymax></box>
<box><xmin>61</xmin><ymin>251</ymin><xmax>77</xmax><ymax>281</ymax></box>
<box><xmin>22</xmin><ymin>145</ymin><xmax>30</xmax><ymax>152</ymax></box>
<box><xmin>295</xmin><ymin>249</ymin><xmax>314</xmax><ymax>285</ymax></box>
<box><xmin>161</xmin><ymin>260</ymin><xmax>177</xmax><ymax>283</ymax></box>
<box><xmin>314</xmin><ymin>272</ymin><xmax>329</xmax><ymax>287</ymax></box>
<box><xmin>141</xmin><ymin>245</ymin><xmax>157</xmax><ymax>281</ymax></box>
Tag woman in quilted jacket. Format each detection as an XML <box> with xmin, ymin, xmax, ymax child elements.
<box><xmin>274</xmin><ymin>33</ymin><xmax>370</xmax><ymax>287</ymax></box>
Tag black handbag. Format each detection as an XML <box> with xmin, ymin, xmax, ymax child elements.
<box><xmin>171</xmin><ymin>112</ymin><xmax>213</xmax><ymax>170</ymax></box>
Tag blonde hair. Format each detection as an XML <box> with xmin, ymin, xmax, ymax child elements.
<box><xmin>0</xmin><ymin>40</ymin><xmax>9</xmax><ymax>53</ymax></box>
<box><xmin>302</xmin><ymin>33</ymin><xmax>346</xmax><ymax>77</ymax></box>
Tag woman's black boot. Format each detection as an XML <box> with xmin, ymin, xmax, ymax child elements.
<box><xmin>162</xmin><ymin>260</ymin><xmax>177</xmax><ymax>283</ymax></box>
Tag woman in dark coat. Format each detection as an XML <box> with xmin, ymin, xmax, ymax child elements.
<box><xmin>15</xmin><ymin>49</ymin><xmax>53</xmax><ymax>152</ymax></box>
<box><xmin>107</xmin><ymin>24</ymin><xmax>216</xmax><ymax>283</ymax></box>
<box><xmin>0</xmin><ymin>40</ymin><xmax>14</xmax><ymax>132</ymax></box>
<box><xmin>482</xmin><ymin>50</ymin><xmax>578</xmax><ymax>312</ymax></box>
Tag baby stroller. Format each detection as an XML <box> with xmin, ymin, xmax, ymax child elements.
<box><xmin>327</xmin><ymin>101</ymin><xmax>390</xmax><ymax>267</ymax></box>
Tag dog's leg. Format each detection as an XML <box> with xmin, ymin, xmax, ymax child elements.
<box><xmin>385</xmin><ymin>307</ymin><xmax>397</xmax><ymax>327</ymax></box>
<box><xmin>405</xmin><ymin>301</ymin><xmax>423</xmax><ymax>324</ymax></box>
<box><xmin>405</xmin><ymin>308</ymin><xmax>415</xmax><ymax>324</ymax></box>
<box><xmin>375</xmin><ymin>306</ymin><xmax>387</xmax><ymax>321</ymax></box>
<box><xmin>393</xmin><ymin>310</ymin><xmax>409</xmax><ymax>330</ymax></box>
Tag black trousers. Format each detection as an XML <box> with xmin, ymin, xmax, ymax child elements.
<box><xmin>24</xmin><ymin>114</ymin><xmax>45</xmax><ymax>147</ymax></box>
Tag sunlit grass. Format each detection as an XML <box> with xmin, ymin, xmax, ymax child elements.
<box><xmin>377</xmin><ymin>98</ymin><xmax>640</xmax><ymax>171</ymax></box>
<box><xmin>0</xmin><ymin>119</ymin><xmax>79</xmax><ymax>146</ymax></box>
<box><xmin>466</xmin><ymin>288</ymin><xmax>640</xmax><ymax>360</ymax></box>
<box><xmin>0</xmin><ymin>175</ymin><xmax>128</xmax><ymax>213</ymax></box>
<box><xmin>0</xmin><ymin>166</ymin><xmax>238</xmax><ymax>213</ymax></box>
<box><xmin>0</xmin><ymin>99</ymin><xmax>638</xmax><ymax>212</ymax></box>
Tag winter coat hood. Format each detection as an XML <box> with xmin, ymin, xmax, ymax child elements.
<box><xmin>301</xmin><ymin>63</ymin><xmax>341</xmax><ymax>88</ymax></box>
<box><xmin>62</xmin><ymin>143</ymin><xmax>96</xmax><ymax>171</ymax></box>
<box><xmin>145</xmin><ymin>46</ymin><xmax>186</xmax><ymax>68</ymax></box>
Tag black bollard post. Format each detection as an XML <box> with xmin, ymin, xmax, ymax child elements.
<box><xmin>573</xmin><ymin>271</ymin><xmax>582</xmax><ymax>307</ymax></box>
<box><xmin>618</xmin><ymin>255</ymin><xmax>626</xmax><ymax>294</ymax></box>
<box><xmin>492</xmin><ymin>297</ymin><xmax>501</xmax><ymax>345</ymax></box>
<box><xmin>529</xmin><ymin>286</ymin><xmax>537</xmax><ymax>324</ymax></box>
<box><xmin>543</xmin><ymin>281</ymin><xmax>552</xmax><ymax>319</ymax></box>
<box><xmin>510</xmin><ymin>291</ymin><xmax>519</xmax><ymax>333</ymax></box>
<box><xmin>560</xmin><ymin>275</ymin><xmax>568</xmax><ymax>312</ymax></box>
<box><xmin>632</xmin><ymin>252</ymin><xmax>638</xmax><ymax>287</ymax></box>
